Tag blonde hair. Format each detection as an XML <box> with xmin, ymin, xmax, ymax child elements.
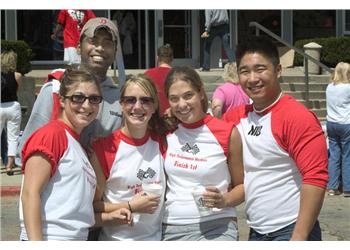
<box><xmin>120</xmin><ymin>74</ymin><xmax>168</xmax><ymax>135</ymax></box>
<box><xmin>222</xmin><ymin>62</ymin><xmax>239</xmax><ymax>83</ymax></box>
<box><xmin>1</xmin><ymin>51</ymin><xmax>17</xmax><ymax>74</ymax></box>
<box><xmin>332</xmin><ymin>62</ymin><xmax>350</xmax><ymax>84</ymax></box>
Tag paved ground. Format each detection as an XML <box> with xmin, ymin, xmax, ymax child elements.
<box><xmin>1</xmin><ymin>161</ymin><xmax>349</xmax><ymax>241</ymax></box>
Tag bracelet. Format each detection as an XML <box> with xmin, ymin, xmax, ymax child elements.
<box><xmin>127</xmin><ymin>201</ymin><xmax>133</xmax><ymax>213</ymax></box>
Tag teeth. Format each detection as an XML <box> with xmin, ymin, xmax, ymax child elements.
<box><xmin>92</xmin><ymin>56</ymin><xmax>103</xmax><ymax>62</ymax></box>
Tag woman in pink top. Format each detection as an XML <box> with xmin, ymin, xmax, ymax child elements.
<box><xmin>211</xmin><ymin>62</ymin><xmax>250</xmax><ymax>118</ymax></box>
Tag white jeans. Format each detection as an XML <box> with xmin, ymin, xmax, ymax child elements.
<box><xmin>64</xmin><ymin>47</ymin><xmax>81</xmax><ymax>64</ymax></box>
<box><xmin>0</xmin><ymin>101</ymin><xmax>21</xmax><ymax>156</ymax></box>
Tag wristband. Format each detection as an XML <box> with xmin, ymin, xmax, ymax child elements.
<box><xmin>127</xmin><ymin>201</ymin><xmax>133</xmax><ymax>213</ymax></box>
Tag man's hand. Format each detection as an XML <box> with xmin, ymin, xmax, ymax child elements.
<box><xmin>201</xmin><ymin>31</ymin><xmax>209</xmax><ymax>38</ymax></box>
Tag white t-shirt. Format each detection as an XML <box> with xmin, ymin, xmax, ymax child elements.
<box><xmin>19</xmin><ymin>120</ymin><xmax>96</xmax><ymax>240</ymax></box>
<box><xmin>163</xmin><ymin>114</ymin><xmax>237</xmax><ymax>225</ymax></box>
<box><xmin>326</xmin><ymin>82</ymin><xmax>350</xmax><ymax>124</ymax></box>
<box><xmin>223</xmin><ymin>95</ymin><xmax>328</xmax><ymax>234</ymax></box>
<box><xmin>93</xmin><ymin>129</ymin><xmax>166</xmax><ymax>240</ymax></box>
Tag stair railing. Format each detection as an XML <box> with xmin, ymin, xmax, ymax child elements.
<box><xmin>249</xmin><ymin>21</ymin><xmax>333</xmax><ymax>108</ymax></box>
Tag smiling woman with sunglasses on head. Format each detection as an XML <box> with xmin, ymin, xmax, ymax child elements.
<box><xmin>19</xmin><ymin>67</ymin><xmax>131</xmax><ymax>241</ymax></box>
<box><xmin>90</xmin><ymin>74</ymin><xmax>167</xmax><ymax>240</ymax></box>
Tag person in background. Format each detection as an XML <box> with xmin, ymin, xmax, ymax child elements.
<box><xmin>162</xmin><ymin>66</ymin><xmax>244</xmax><ymax>241</ymax></box>
<box><xmin>325</xmin><ymin>62</ymin><xmax>350</xmax><ymax>197</ymax></box>
<box><xmin>223</xmin><ymin>36</ymin><xmax>328</xmax><ymax>241</ymax></box>
<box><xmin>200</xmin><ymin>10</ymin><xmax>235</xmax><ymax>72</ymax></box>
<box><xmin>17</xmin><ymin>17</ymin><xmax>124</xmax><ymax>166</ymax></box>
<box><xmin>51</xmin><ymin>10</ymin><xmax>96</xmax><ymax>64</ymax></box>
<box><xmin>1</xmin><ymin>129</ymin><xmax>8</xmax><ymax>166</ymax></box>
<box><xmin>1</xmin><ymin>51</ymin><xmax>22</xmax><ymax>176</ymax></box>
<box><xmin>144</xmin><ymin>44</ymin><xmax>173</xmax><ymax>116</ymax></box>
<box><xmin>211</xmin><ymin>62</ymin><xmax>249</xmax><ymax>118</ymax></box>
<box><xmin>20</xmin><ymin>67</ymin><xmax>131</xmax><ymax>240</ymax></box>
<box><xmin>90</xmin><ymin>74</ymin><xmax>167</xmax><ymax>240</ymax></box>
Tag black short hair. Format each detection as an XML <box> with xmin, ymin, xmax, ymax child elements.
<box><xmin>236</xmin><ymin>36</ymin><xmax>280</xmax><ymax>68</ymax></box>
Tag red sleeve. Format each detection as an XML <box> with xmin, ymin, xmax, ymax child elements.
<box><xmin>21</xmin><ymin>122</ymin><xmax>68</xmax><ymax>177</ymax></box>
<box><xmin>206</xmin><ymin>116</ymin><xmax>234</xmax><ymax>158</ymax></box>
<box><xmin>272</xmin><ymin>104</ymin><xmax>328</xmax><ymax>188</ymax></box>
<box><xmin>57</xmin><ymin>10</ymin><xmax>66</xmax><ymax>26</ymax></box>
<box><xmin>222</xmin><ymin>104</ymin><xmax>252</xmax><ymax>126</ymax></box>
<box><xmin>92</xmin><ymin>133</ymin><xmax>120</xmax><ymax>179</ymax></box>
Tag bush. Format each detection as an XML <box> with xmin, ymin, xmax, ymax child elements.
<box><xmin>1</xmin><ymin>40</ymin><xmax>34</xmax><ymax>75</ymax></box>
<box><xmin>294</xmin><ymin>37</ymin><xmax>350</xmax><ymax>68</ymax></box>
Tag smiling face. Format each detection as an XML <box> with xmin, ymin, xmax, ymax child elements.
<box><xmin>60</xmin><ymin>81</ymin><xmax>101</xmax><ymax>134</ymax></box>
<box><xmin>78</xmin><ymin>28</ymin><xmax>116</xmax><ymax>77</ymax></box>
<box><xmin>167</xmin><ymin>79</ymin><xmax>206</xmax><ymax>124</ymax></box>
<box><xmin>238</xmin><ymin>52</ymin><xmax>282</xmax><ymax>111</ymax></box>
<box><xmin>120</xmin><ymin>82</ymin><xmax>156</xmax><ymax>136</ymax></box>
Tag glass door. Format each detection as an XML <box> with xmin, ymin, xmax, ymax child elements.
<box><xmin>155</xmin><ymin>10</ymin><xmax>199</xmax><ymax>67</ymax></box>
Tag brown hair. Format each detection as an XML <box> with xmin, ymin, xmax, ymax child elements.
<box><xmin>165</xmin><ymin>66</ymin><xmax>208</xmax><ymax>113</ymax></box>
<box><xmin>157</xmin><ymin>44</ymin><xmax>173</xmax><ymax>64</ymax></box>
<box><xmin>59</xmin><ymin>65</ymin><xmax>101</xmax><ymax>97</ymax></box>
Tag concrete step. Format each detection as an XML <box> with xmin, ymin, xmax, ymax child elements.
<box><xmin>299</xmin><ymin>99</ymin><xmax>327</xmax><ymax>109</ymax></box>
<box><xmin>284</xmin><ymin>90</ymin><xmax>326</xmax><ymax>100</ymax></box>
<box><xmin>281</xmin><ymin>82</ymin><xmax>328</xmax><ymax>92</ymax></box>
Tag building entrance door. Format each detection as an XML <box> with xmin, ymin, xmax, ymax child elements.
<box><xmin>155</xmin><ymin>10</ymin><xmax>200</xmax><ymax>67</ymax></box>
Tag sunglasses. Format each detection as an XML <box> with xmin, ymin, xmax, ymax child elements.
<box><xmin>64</xmin><ymin>94</ymin><xmax>103</xmax><ymax>104</ymax></box>
<box><xmin>121</xmin><ymin>96</ymin><xmax>154</xmax><ymax>106</ymax></box>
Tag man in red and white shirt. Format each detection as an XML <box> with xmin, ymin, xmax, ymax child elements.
<box><xmin>223</xmin><ymin>36</ymin><xmax>328</xmax><ymax>241</ymax></box>
<box><xmin>52</xmin><ymin>10</ymin><xmax>96</xmax><ymax>64</ymax></box>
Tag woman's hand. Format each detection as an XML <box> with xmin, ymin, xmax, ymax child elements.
<box><xmin>129</xmin><ymin>192</ymin><xmax>161</xmax><ymax>214</ymax></box>
<box><xmin>105</xmin><ymin>208</ymin><xmax>133</xmax><ymax>226</ymax></box>
<box><xmin>203</xmin><ymin>186</ymin><xmax>227</xmax><ymax>209</ymax></box>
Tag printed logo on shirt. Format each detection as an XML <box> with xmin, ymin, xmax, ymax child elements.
<box><xmin>181</xmin><ymin>143</ymin><xmax>200</xmax><ymax>155</ymax></box>
<box><xmin>136</xmin><ymin>167</ymin><xmax>156</xmax><ymax>181</ymax></box>
<box><xmin>109</xmin><ymin>110</ymin><xmax>123</xmax><ymax>117</ymax></box>
<box><xmin>248</xmin><ymin>125</ymin><xmax>263</xmax><ymax>136</ymax></box>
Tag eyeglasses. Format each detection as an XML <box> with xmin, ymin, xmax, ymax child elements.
<box><xmin>121</xmin><ymin>96</ymin><xmax>154</xmax><ymax>106</ymax></box>
<box><xmin>64</xmin><ymin>94</ymin><xmax>103</xmax><ymax>104</ymax></box>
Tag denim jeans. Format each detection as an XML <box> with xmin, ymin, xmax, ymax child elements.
<box><xmin>202</xmin><ymin>24</ymin><xmax>235</xmax><ymax>70</ymax></box>
<box><xmin>248</xmin><ymin>220</ymin><xmax>321</xmax><ymax>241</ymax></box>
<box><xmin>327</xmin><ymin>121</ymin><xmax>350</xmax><ymax>192</ymax></box>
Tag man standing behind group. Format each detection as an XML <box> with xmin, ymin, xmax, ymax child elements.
<box><xmin>17</xmin><ymin>17</ymin><xmax>124</xmax><ymax>164</ymax></box>
<box><xmin>223</xmin><ymin>36</ymin><xmax>328</xmax><ymax>241</ymax></box>
<box><xmin>51</xmin><ymin>10</ymin><xmax>96</xmax><ymax>64</ymax></box>
<box><xmin>144</xmin><ymin>44</ymin><xmax>173</xmax><ymax>116</ymax></box>
<box><xmin>200</xmin><ymin>10</ymin><xmax>235</xmax><ymax>72</ymax></box>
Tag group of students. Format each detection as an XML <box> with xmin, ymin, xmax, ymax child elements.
<box><xmin>14</xmin><ymin>17</ymin><xmax>329</xmax><ymax>241</ymax></box>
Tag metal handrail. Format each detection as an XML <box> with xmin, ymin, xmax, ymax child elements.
<box><xmin>249</xmin><ymin>21</ymin><xmax>333</xmax><ymax>108</ymax></box>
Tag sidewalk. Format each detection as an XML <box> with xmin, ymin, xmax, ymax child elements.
<box><xmin>0</xmin><ymin>163</ymin><xmax>22</xmax><ymax>196</ymax></box>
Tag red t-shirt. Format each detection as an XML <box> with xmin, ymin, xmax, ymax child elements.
<box><xmin>57</xmin><ymin>10</ymin><xmax>96</xmax><ymax>48</ymax></box>
<box><xmin>144</xmin><ymin>67</ymin><xmax>171</xmax><ymax>116</ymax></box>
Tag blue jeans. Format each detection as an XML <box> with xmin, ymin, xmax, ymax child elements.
<box><xmin>249</xmin><ymin>221</ymin><xmax>321</xmax><ymax>241</ymax></box>
<box><xmin>202</xmin><ymin>24</ymin><xmax>235</xmax><ymax>70</ymax></box>
<box><xmin>327</xmin><ymin>121</ymin><xmax>350</xmax><ymax>192</ymax></box>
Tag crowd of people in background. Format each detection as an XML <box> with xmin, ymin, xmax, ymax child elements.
<box><xmin>3</xmin><ymin>10</ymin><xmax>350</xmax><ymax>241</ymax></box>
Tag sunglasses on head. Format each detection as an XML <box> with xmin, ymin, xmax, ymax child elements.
<box><xmin>64</xmin><ymin>94</ymin><xmax>103</xmax><ymax>104</ymax></box>
<box><xmin>121</xmin><ymin>96</ymin><xmax>154</xmax><ymax>106</ymax></box>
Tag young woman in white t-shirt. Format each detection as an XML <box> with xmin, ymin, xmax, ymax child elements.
<box><xmin>90</xmin><ymin>74</ymin><xmax>168</xmax><ymax>240</ymax></box>
<box><xmin>20</xmin><ymin>68</ymin><xmax>130</xmax><ymax>240</ymax></box>
<box><xmin>162</xmin><ymin>66</ymin><xmax>244</xmax><ymax>241</ymax></box>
